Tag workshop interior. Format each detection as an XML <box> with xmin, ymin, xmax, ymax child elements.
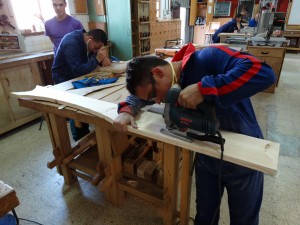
<box><xmin>0</xmin><ymin>0</ymin><xmax>299</xmax><ymax>225</ymax></box>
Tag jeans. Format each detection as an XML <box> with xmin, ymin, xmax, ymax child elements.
<box><xmin>70</xmin><ymin>119</ymin><xmax>90</xmax><ymax>141</ymax></box>
<box><xmin>194</xmin><ymin>154</ymin><xmax>264</xmax><ymax>225</ymax></box>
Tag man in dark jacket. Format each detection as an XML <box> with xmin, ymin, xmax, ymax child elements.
<box><xmin>113</xmin><ymin>43</ymin><xmax>275</xmax><ymax>225</ymax></box>
<box><xmin>52</xmin><ymin>28</ymin><xmax>111</xmax><ymax>141</ymax></box>
<box><xmin>212</xmin><ymin>14</ymin><xmax>243</xmax><ymax>43</ymax></box>
<box><xmin>52</xmin><ymin>28</ymin><xmax>110</xmax><ymax>84</ymax></box>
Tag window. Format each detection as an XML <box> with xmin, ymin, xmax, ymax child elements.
<box><xmin>156</xmin><ymin>0</ymin><xmax>171</xmax><ymax>19</ymax></box>
<box><xmin>10</xmin><ymin>0</ymin><xmax>70</xmax><ymax>33</ymax></box>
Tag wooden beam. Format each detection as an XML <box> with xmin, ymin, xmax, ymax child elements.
<box><xmin>0</xmin><ymin>181</ymin><xmax>19</xmax><ymax>217</ymax></box>
<box><xmin>14</xmin><ymin>86</ymin><xmax>280</xmax><ymax>175</ymax></box>
<box><xmin>163</xmin><ymin>144</ymin><xmax>179</xmax><ymax>225</ymax></box>
<box><xmin>180</xmin><ymin>149</ymin><xmax>193</xmax><ymax>225</ymax></box>
<box><xmin>48</xmin><ymin>113</ymin><xmax>76</xmax><ymax>185</ymax></box>
<box><xmin>95</xmin><ymin>125</ymin><xmax>124</xmax><ymax>206</ymax></box>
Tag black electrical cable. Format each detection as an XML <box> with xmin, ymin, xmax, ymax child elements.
<box><xmin>19</xmin><ymin>218</ymin><xmax>43</xmax><ymax>225</ymax></box>
<box><xmin>209</xmin><ymin>131</ymin><xmax>225</xmax><ymax>225</ymax></box>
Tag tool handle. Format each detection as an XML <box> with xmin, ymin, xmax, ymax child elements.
<box><xmin>187</xmin><ymin>132</ymin><xmax>225</xmax><ymax>145</ymax></box>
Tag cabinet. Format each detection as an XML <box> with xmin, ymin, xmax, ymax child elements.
<box><xmin>0</xmin><ymin>63</ymin><xmax>42</xmax><ymax>135</ymax></box>
<box><xmin>132</xmin><ymin>0</ymin><xmax>151</xmax><ymax>56</ymax></box>
<box><xmin>106</xmin><ymin>0</ymin><xmax>179</xmax><ymax>60</ymax></box>
<box><xmin>0</xmin><ymin>34</ymin><xmax>22</xmax><ymax>53</ymax></box>
<box><xmin>247</xmin><ymin>46</ymin><xmax>286</xmax><ymax>93</ymax></box>
<box><xmin>283</xmin><ymin>30</ymin><xmax>300</xmax><ymax>52</ymax></box>
<box><xmin>106</xmin><ymin>0</ymin><xmax>133</xmax><ymax>60</ymax></box>
<box><xmin>74</xmin><ymin>0</ymin><xmax>88</xmax><ymax>14</ymax></box>
<box><xmin>194</xmin><ymin>25</ymin><xmax>206</xmax><ymax>44</ymax></box>
<box><xmin>0</xmin><ymin>52</ymin><xmax>53</xmax><ymax>135</ymax></box>
<box><xmin>192</xmin><ymin>0</ymin><xmax>215</xmax><ymax>44</ymax></box>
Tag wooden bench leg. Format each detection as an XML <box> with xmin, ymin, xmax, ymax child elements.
<box><xmin>95</xmin><ymin>126</ymin><xmax>124</xmax><ymax>206</ymax></box>
<box><xmin>163</xmin><ymin>144</ymin><xmax>179</xmax><ymax>225</ymax></box>
<box><xmin>180</xmin><ymin>149</ymin><xmax>193</xmax><ymax>225</ymax></box>
<box><xmin>48</xmin><ymin>113</ymin><xmax>76</xmax><ymax>185</ymax></box>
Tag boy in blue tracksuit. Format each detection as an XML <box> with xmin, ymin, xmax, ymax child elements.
<box><xmin>113</xmin><ymin>43</ymin><xmax>275</xmax><ymax>225</ymax></box>
<box><xmin>212</xmin><ymin>14</ymin><xmax>243</xmax><ymax>43</ymax></box>
<box><xmin>52</xmin><ymin>28</ymin><xmax>110</xmax><ymax>141</ymax></box>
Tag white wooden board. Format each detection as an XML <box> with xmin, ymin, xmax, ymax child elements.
<box><xmin>13</xmin><ymin>86</ymin><xmax>280</xmax><ymax>175</ymax></box>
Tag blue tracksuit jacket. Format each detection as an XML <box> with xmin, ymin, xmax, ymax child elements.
<box><xmin>212</xmin><ymin>19</ymin><xmax>239</xmax><ymax>43</ymax></box>
<box><xmin>249</xmin><ymin>18</ymin><xmax>258</xmax><ymax>27</ymax></box>
<box><xmin>118</xmin><ymin>44</ymin><xmax>275</xmax><ymax>224</ymax></box>
<box><xmin>118</xmin><ymin>45</ymin><xmax>275</xmax><ymax>139</ymax></box>
<box><xmin>52</xmin><ymin>29</ymin><xmax>99</xmax><ymax>84</ymax></box>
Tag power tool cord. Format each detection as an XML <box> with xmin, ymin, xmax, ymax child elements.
<box><xmin>210</xmin><ymin>131</ymin><xmax>225</xmax><ymax>225</ymax></box>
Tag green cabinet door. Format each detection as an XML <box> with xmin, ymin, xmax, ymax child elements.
<box><xmin>106</xmin><ymin>0</ymin><xmax>133</xmax><ymax>60</ymax></box>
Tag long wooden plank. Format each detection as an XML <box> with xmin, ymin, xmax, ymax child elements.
<box><xmin>180</xmin><ymin>149</ymin><xmax>193</xmax><ymax>225</ymax></box>
<box><xmin>12</xmin><ymin>86</ymin><xmax>280</xmax><ymax>175</ymax></box>
<box><xmin>163</xmin><ymin>144</ymin><xmax>179</xmax><ymax>225</ymax></box>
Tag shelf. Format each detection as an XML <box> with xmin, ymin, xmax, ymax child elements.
<box><xmin>284</xmin><ymin>35</ymin><xmax>300</xmax><ymax>37</ymax></box>
<box><xmin>0</xmin><ymin>49</ymin><xmax>21</xmax><ymax>52</ymax></box>
<box><xmin>141</xmin><ymin>51</ymin><xmax>150</xmax><ymax>55</ymax></box>
<box><xmin>0</xmin><ymin>34</ymin><xmax>18</xmax><ymax>37</ymax></box>
<box><xmin>197</xmin><ymin>2</ymin><xmax>207</xmax><ymax>5</ymax></box>
<box><xmin>139</xmin><ymin>21</ymin><xmax>150</xmax><ymax>25</ymax></box>
<box><xmin>139</xmin><ymin>1</ymin><xmax>150</xmax><ymax>4</ymax></box>
<box><xmin>118</xmin><ymin>175</ymin><xmax>163</xmax><ymax>206</ymax></box>
<box><xmin>0</xmin><ymin>42</ymin><xmax>18</xmax><ymax>44</ymax></box>
<box><xmin>68</xmin><ymin>146</ymin><xmax>99</xmax><ymax>177</ymax></box>
<box><xmin>286</xmin><ymin>47</ymin><xmax>300</xmax><ymax>51</ymax></box>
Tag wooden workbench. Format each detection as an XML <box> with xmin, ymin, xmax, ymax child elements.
<box><xmin>155</xmin><ymin>43</ymin><xmax>229</xmax><ymax>58</ymax></box>
<box><xmin>16</xmin><ymin>81</ymin><xmax>189</xmax><ymax>225</ymax></box>
<box><xmin>14</xmin><ymin>74</ymin><xmax>279</xmax><ymax>225</ymax></box>
<box><xmin>0</xmin><ymin>51</ymin><xmax>54</xmax><ymax>135</ymax></box>
<box><xmin>218</xmin><ymin>32</ymin><xmax>247</xmax><ymax>43</ymax></box>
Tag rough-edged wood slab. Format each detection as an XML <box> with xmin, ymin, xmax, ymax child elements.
<box><xmin>0</xmin><ymin>181</ymin><xmax>20</xmax><ymax>217</ymax></box>
<box><xmin>13</xmin><ymin>86</ymin><xmax>280</xmax><ymax>175</ymax></box>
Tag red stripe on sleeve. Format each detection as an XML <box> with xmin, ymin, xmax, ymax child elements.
<box><xmin>199</xmin><ymin>46</ymin><xmax>262</xmax><ymax>96</ymax></box>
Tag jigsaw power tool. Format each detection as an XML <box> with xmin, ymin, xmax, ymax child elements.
<box><xmin>160</xmin><ymin>85</ymin><xmax>226</xmax><ymax>225</ymax></box>
<box><xmin>160</xmin><ymin>84</ymin><xmax>225</xmax><ymax>145</ymax></box>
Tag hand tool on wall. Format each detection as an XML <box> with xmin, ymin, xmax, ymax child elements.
<box><xmin>0</xmin><ymin>15</ymin><xmax>16</xmax><ymax>29</ymax></box>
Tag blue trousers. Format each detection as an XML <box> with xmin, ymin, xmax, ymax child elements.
<box><xmin>0</xmin><ymin>214</ymin><xmax>16</xmax><ymax>225</ymax></box>
<box><xmin>70</xmin><ymin>119</ymin><xmax>90</xmax><ymax>141</ymax></box>
<box><xmin>194</xmin><ymin>154</ymin><xmax>264</xmax><ymax>225</ymax></box>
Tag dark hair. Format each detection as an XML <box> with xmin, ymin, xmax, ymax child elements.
<box><xmin>87</xmin><ymin>29</ymin><xmax>107</xmax><ymax>45</ymax></box>
<box><xmin>126</xmin><ymin>56</ymin><xmax>168</xmax><ymax>95</ymax></box>
<box><xmin>235</xmin><ymin>14</ymin><xmax>242</xmax><ymax>19</ymax></box>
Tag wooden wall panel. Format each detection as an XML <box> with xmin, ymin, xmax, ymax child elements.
<box><xmin>94</xmin><ymin>0</ymin><xmax>105</xmax><ymax>15</ymax></box>
<box><xmin>74</xmin><ymin>0</ymin><xmax>88</xmax><ymax>14</ymax></box>
<box><xmin>149</xmin><ymin>0</ymin><xmax>181</xmax><ymax>53</ymax></box>
<box><xmin>88</xmin><ymin>21</ymin><xmax>107</xmax><ymax>32</ymax></box>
